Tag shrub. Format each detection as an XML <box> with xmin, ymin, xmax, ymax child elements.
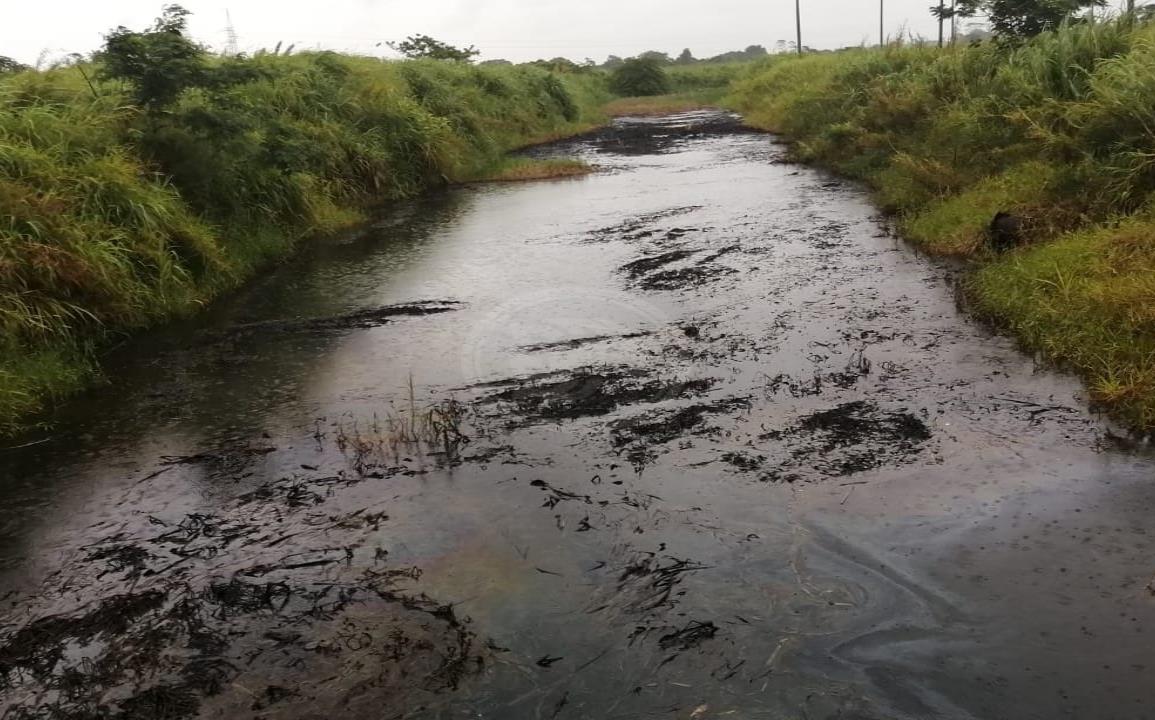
<box><xmin>99</xmin><ymin>5</ymin><xmax>207</xmax><ymax>110</ymax></box>
<box><xmin>388</xmin><ymin>35</ymin><xmax>480</xmax><ymax>63</ymax></box>
<box><xmin>610</xmin><ymin>58</ymin><xmax>671</xmax><ymax>97</ymax></box>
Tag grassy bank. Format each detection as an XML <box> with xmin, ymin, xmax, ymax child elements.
<box><xmin>730</xmin><ymin>20</ymin><xmax>1155</xmax><ymax>432</ymax></box>
<box><xmin>0</xmin><ymin>53</ymin><xmax>608</xmax><ymax>435</ymax></box>
<box><xmin>469</xmin><ymin>157</ymin><xmax>593</xmax><ymax>182</ymax></box>
<box><xmin>603</xmin><ymin>95</ymin><xmax>714</xmax><ymax>117</ymax></box>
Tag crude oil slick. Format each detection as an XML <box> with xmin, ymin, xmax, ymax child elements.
<box><xmin>1</xmin><ymin>112</ymin><xmax>1153</xmax><ymax>720</ymax></box>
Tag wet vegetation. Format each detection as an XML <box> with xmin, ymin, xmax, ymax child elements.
<box><xmin>0</xmin><ymin>8</ymin><xmax>608</xmax><ymax>435</ymax></box>
<box><xmin>731</xmin><ymin>16</ymin><xmax>1155</xmax><ymax>431</ymax></box>
<box><xmin>468</xmin><ymin>157</ymin><xmax>592</xmax><ymax>182</ymax></box>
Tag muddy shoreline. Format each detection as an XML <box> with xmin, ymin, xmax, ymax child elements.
<box><xmin>1</xmin><ymin>112</ymin><xmax>1153</xmax><ymax>720</ymax></box>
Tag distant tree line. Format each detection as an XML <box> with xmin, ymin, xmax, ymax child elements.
<box><xmin>601</xmin><ymin>45</ymin><xmax>768</xmax><ymax>69</ymax></box>
<box><xmin>478</xmin><ymin>45</ymin><xmax>775</xmax><ymax>71</ymax></box>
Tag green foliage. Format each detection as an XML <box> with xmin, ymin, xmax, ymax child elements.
<box><xmin>388</xmin><ymin>35</ymin><xmax>480</xmax><ymax>62</ymax></box>
<box><xmin>638</xmin><ymin>51</ymin><xmax>673</xmax><ymax>65</ymax></box>
<box><xmin>668</xmin><ymin>63</ymin><xmax>745</xmax><ymax>93</ymax></box>
<box><xmin>902</xmin><ymin>162</ymin><xmax>1058</xmax><ymax>252</ymax></box>
<box><xmin>527</xmin><ymin>57</ymin><xmax>597</xmax><ymax>74</ymax></box>
<box><xmin>99</xmin><ymin>5</ymin><xmax>207</xmax><ymax>109</ymax></box>
<box><xmin>0</xmin><ymin>56</ymin><xmax>29</xmax><ymax>74</ymax></box>
<box><xmin>0</xmin><ymin>346</ymin><xmax>92</xmax><ymax>437</ymax></box>
<box><xmin>704</xmin><ymin>45</ymin><xmax>769</xmax><ymax>64</ymax></box>
<box><xmin>944</xmin><ymin>0</ymin><xmax>1105</xmax><ymax>39</ymax></box>
<box><xmin>471</xmin><ymin>157</ymin><xmax>592</xmax><ymax>183</ymax></box>
<box><xmin>0</xmin><ymin>44</ymin><xmax>608</xmax><ymax>433</ymax></box>
<box><xmin>601</xmin><ymin>63</ymin><xmax>749</xmax><ymax>113</ymax></box>
<box><xmin>610</xmin><ymin>57</ymin><xmax>671</xmax><ymax>97</ymax></box>
<box><xmin>729</xmin><ymin>18</ymin><xmax>1155</xmax><ymax>430</ymax></box>
<box><xmin>602</xmin><ymin>46</ymin><xmax>768</xmax><ymax>71</ymax></box>
<box><xmin>970</xmin><ymin>217</ymin><xmax>1155</xmax><ymax>429</ymax></box>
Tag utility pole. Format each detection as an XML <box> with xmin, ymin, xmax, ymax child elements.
<box><xmin>937</xmin><ymin>0</ymin><xmax>945</xmax><ymax>47</ymax></box>
<box><xmin>795</xmin><ymin>0</ymin><xmax>803</xmax><ymax>55</ymax></box>
<box><xmin>880</xmin><ymin>0</ymin><xmax>885</xmax><ymax>46</ymax></box>
<box><xmin>950</xmin><ymin>0</ymin><xmax>957</xmax><ymax>44</ymax></box>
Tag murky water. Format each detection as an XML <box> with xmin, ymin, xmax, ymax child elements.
<box><xmin>2</xmin><ymin>112</ymin><xmax>1154</xmax><ymax>720</ymax></box>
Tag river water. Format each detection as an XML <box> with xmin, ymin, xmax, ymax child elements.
<box><xmin>1</xmin><ymin>112</ymin><xmax>1153</xmax><ymax>720</ymax></box>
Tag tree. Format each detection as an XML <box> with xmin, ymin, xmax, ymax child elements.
<box><xmin>388</xmin><ymin>35</ymin><xmax>479</xmax><ymax>62</ymax></box>
<box><xmin>100</xmin><ymin>5</ymin><xmax>206</xmax><ymax>109</ymax></box>
<box><xmin>638</xmin><ymin>50</ymin><xmax>672</xmax><ymax>65</ymax></box>
<box><xmin>0</xmin><ymin>55</ymin><xmax>29</xmax><ymax>74</ymax></box>
<box><xmin>935</xmin><ymin>0</ymin><xmax>1104</xmax><ymax>39</ymax></box>
<box><xmin>609</xmin><ymin>57</ymin><xmax>671</xmax><ymax>97</ymax></box>
<box><xmin>705</xmin><ymin>45</ymin><xmax>769</xmax><ymax>63</ymax></box>
<box><xmin>603</xmin><ymin>55</ymin><xmax>625</xmax><ymax>69</ymax></box>
<box><xmin>100</xmin><ymin>6</ymin><xmax>266</xmax><ymax>111</ymax></box>
<box><xmin>529</xmin><ymin>57</ymin><xmax>596</xmax><ymax>74</ymax></box>
<box><xmin>675</xmin><ymin>48</ymin><xmax>695</xmax><ymax>65</ymax></box>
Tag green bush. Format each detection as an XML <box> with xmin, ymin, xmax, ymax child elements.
<box><xmin>99</xmin><ymin>5</ymin><xmax>209</xmax><ymax>110</ymax></box>
<box><xmin>610</xmin><ymin>57</ymin><xmax>671</xmax><ymax>96</ymax></box>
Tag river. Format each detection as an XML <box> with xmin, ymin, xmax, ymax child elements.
<box><xmin>0</xmin><ymin>111</ymin><xmax>1152</xmax><ymax>720</ymax></box>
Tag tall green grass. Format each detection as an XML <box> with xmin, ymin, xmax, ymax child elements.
<box><xmin>667</xmin><ymin>63</ymin><xmax>747</xmax><ymax>95</ymax></box>
<box><xmin>0</xmin><ymin>54</ymin><xmax>608</xmax><ymax>435</ymax></box>
<box><xmin>730</xmin><ymin>21</ymin><xmax>1155</xmax><ymax>432</ymax></box>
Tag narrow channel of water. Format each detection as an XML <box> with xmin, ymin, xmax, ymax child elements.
<box><xmin>1</xmin><ymin>112</ymin><xmax>1152</xmax><ymax>720</ymax></box>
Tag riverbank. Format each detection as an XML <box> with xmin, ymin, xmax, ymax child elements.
<box><xmin>728</xmin><ymin>19</ymin><xmax>1155</xmax><ymax>433</ymax></box>
<box><xmin>0</xmin><ymin>55</ymin><xmax>609</xmax><ymax>436</ymax></box>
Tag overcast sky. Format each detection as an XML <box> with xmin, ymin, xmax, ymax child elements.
<box><xmin>4</xmin><ymin>0</ymin><xmax>978</xmax><ymax>66</ymax></box>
